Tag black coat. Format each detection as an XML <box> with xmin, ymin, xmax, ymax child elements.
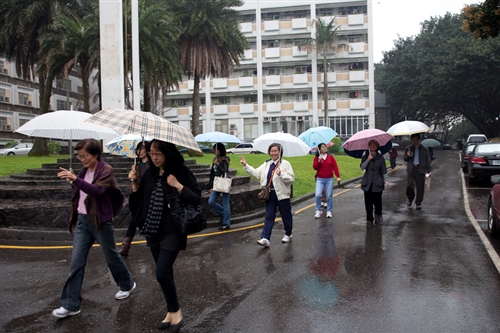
<box><xmin>129</xmin><ymin>164</ymin><xmax>201</xmax><ymax>251</ymax></box>
<box><xmin>403</xmin><ymin>144</ymin><xmax>431</xmax><ymax>174</ymax></box>
<box><xmin>360</xmin><ymin>152</ymin><xmax>387</xmax><ymax>192</ymax></box>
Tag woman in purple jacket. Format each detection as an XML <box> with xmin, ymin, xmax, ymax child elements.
<box><xmin>52</xmin><ymin>139</ymin><xmax>136</xmax><ymax>319</ymax></box>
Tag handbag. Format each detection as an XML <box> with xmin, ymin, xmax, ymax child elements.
<box><xmin>213</xmin><ymin>173</ymin><xmax>232</xmax><ymax>193</ymax></box>
<box><xmin>257</xmin><ymin>160</ymin><xmax>280</xmax><ymax>202</ymax></box>
<box><xmin>168</xmin><ymin>193</ymin><xmax>207</xmax><ymax>235</ymax></box>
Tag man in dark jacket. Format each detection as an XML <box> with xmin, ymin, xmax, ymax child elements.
<box><xmin>403</xmin><ymin>133</ymin><xmax>431</xmax><ymax>210</ymax></box>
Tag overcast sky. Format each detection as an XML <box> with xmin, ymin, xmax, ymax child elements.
<box><xmin>372</xmin><ymin>0</ymin><xmax>482</xmax><ymax>63</ymax></box>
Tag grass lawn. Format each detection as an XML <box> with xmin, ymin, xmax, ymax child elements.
<box><xmin>185</xmin><ymin>153</ymin><xmax>364</xmax><ymax>197</ymax></box>
<box><xmin>0</xmin><ymin>153</ymin><xmax>366</xmax><ymax>197</ymax></box>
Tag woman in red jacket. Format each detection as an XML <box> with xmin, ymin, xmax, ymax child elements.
<box><xmin>313</xmin><ymin>143</ymin><xmax>341</xmax><ymax>219</ymax></box>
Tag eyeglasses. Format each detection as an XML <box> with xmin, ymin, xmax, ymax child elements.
<box><xmin>148</xmin><ymin>152</ymin><xmax>164</xmax><ymax>158</ymax></box>
<box><xmin>76</xmin><ymin>154</ymin><xmax>90</xmax><ymax>161</ymax></box>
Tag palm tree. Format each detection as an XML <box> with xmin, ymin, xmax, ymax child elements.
<box><xmin>168</xmin><ymin>0</ymin><xmax>248</xmax><ymax>135</ymax></box>
<box><xmin>299</xmin><ymin>17</ymin><xmax>346</xmax><ymax>127</ymax></box>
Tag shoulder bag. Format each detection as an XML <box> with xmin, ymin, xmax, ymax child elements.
<box><xmin>213</xmin><ymin>173</ymin><xmax>232</xmax><ymax>193</ymax></box>
<box><xmin>167</xmin><ymin>193</ymin><xmax>207</xmax><ymax>235</ymax></box>
<box><xmin>257</xmin><ymin>160</ymin><xmax>280</xmax><ymax>202</ymax></box>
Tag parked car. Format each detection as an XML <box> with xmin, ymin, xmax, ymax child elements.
<box><xmin>466</xmin><ymin>134</ymin><xmax>488</xmax><ymax>144</ymax></box>
<box><xmin>226</xmin><ymin>143</ymin><xmax>255</xmax><ymax>154</ymax></box>
<box><xmin>467</xmin><ymin>143</ymin><xmax>500</xmax><ymax>184</ymax></box>
<box><xmin>460</xmin><ymin>143</ymin><xmax>477</xmax><ymax>172</ymax></box>
<box><xmin>178</xmin><ymin>144</ymin><xmax>213</xmax><ymax>154</ymax></box>
<box><xmin>487</xmin><ymin>174</ymin><xmax>500</xmax><ymax>236</ymax></box>
<box><xmin>442</xmin><ymin>144</ymin><xmax>451</xmax><ymax>150</ymax></box>
<box><xmin>0</xmin><ymin>143</ymin><xmax>33</xmax><ymax>156</ymax></box>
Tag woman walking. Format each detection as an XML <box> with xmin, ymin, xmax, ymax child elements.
<box><xmin>240</xmin><ymin>143</ymin><xmax>295</xmax><ymax>247</ymax></box>
<box><xmin>129</xmin><ymin>139</ymin><xmax>201</xmax><ymax>331</ymax></box>
<box><xmin>207</xmin><ymin>142</ymin><xmax>231</xmax><ymax>231</ymax></box>
<box><xmin>118</xmin><ymin>140</ymin><xmax>151</xmax><ymax>257</ymax></box>
<box><xmin>53</xmin><ymin>139</ymin><xmax>135</xmax><ymax>318</ymax></box>
<box><xmin>313</xmin><ymin>143</ymin><xmax>341</xmax><ymax>219</ymax></box>
<box><xmin>360</xmin><ymin>140</ymin><xmax>389</xmax><ymax>225</ymax></box>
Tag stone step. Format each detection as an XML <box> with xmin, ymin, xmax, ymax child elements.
<box><xmin>40</xmin><ymin>162</ymin><xmax>209</xmax><ymax>171</ymax></box>
<box><xmin>0</xmin><ymin>181</ymin><xmax>263</xmax><ymax>228</ymax></box>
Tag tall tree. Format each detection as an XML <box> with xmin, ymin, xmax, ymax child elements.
<box><xmin>299</xmin><ymin>18</ymin><xmax>346</xmax><ymax>127</ymax></box>
<box><xmin>462</xmin><ymin>0</ymin><xmax>500</xmax><ymax>39</ymax></box>
<box><xmin>168</xmin><ymin>0</ymin><xmax>248</xmax><ymax>135</ymax></box>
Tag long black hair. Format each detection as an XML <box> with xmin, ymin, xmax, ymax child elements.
<box><xmin>148</xmin><ymin>139</ymin><xmax>185</xmax><ymax>176</ymax></box>
<box><xmin>212</xmin><ymin>142</ymin><xmax>227</xmax><ymax>156</ymax></box>
<box><xmin>315</xmin><ymin>143</ymin><xmax>326</xmax><ymax>158</ymax></box>
<box><xmin>135</xmin><ymin>140</ymin><xmax>151</xmax><ymax>157</ymax></box>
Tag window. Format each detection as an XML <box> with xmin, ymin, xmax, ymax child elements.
<box><xmin>0</xmin><ymin>88</ymin><xmax>5</xmax><ymax>102</ymax></box>
<box><xmin>263</xmin><ymin>116</ymin><xmax>310</xmax><ymax>136</ymax></box>
<box><xmin>56</xmin><ymin>100</ymin><xmax>67</xmax><ymax>110</ymax></box>
<box><xmin>18</xmin><ymin>92</ymin><xmax>30</xmax><ymax>106</ymax></box>
<box><xmin>268</xmin><ymin>94</ymin><xmax>281</xmax><ymax>102</ymax></box>
<box><xmin>244</xmin><ymin>95</ymin><xmax>257</xmax><ymax>103</ymax></box>
<box><xmin>268</xmin><ymin>68</ymin><xmax>281</xmax><ymax>75</ymax></box>
<box><xmin>244</xmin><ymin>117</ymin><xmax>258</xmax><ymax>139</ymax></box>
<box><xmin>295</xmin><ymin>93</ymin><xmax>308</xmax><ymax>101</ymax></box>
<box><xmin>268</xmin><ymin>40</ymin><xmax>280</xmax><ymax>48</ymax></box>
<box><xmin>243</xmin><ymin>69</ymin><xmax>257</xmax><ymax>76</ymax></box>
<box><xmin>77</xmin><ymin>86</ymin><xmax>83</xmax><ymax>93</ymax></box>
<box><xmin>215</xmin><ymin>119</ymin><xmax>229</xmax><ymax>133</ymax></box>
<box><xmin>216</xmin><ymin>97</ymin><xmax>230</xmax><ymax>105</ymax></box>
<box><xmin>172</xmin><ymin>99</ymin><xmax>186</xmax><ymax>106</ymax></box>
<box><xmin>320</xmin><ymin>115</ymin><xmax>368</xmax><ymax>137</ymax></box>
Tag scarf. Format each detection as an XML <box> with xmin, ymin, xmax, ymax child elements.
<box><xmin>140</xmin><ymin>178</ymin><xmax>164</xmax><ymax>237</ymax></box>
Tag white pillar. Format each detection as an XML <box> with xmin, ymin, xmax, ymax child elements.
<box><xmin>131</xmin><ymin>0</ymin><xmax>141</xmax><ymax>111</ymax></box>
<box><xmin>367</xmin><ymin>0</ymin><xmax>375</xmax><ymax>128</ymax></box>
<box><xmin>310</xmin><ymin>3</ymin><xmax>318</xmax><ymax>127</ymax></box>
<box><xmin>99</xmin><ymin>0</ymin><xmax>125</xmax><ymax>110</ymax></box>
<box><xmin>205</xmin><ymin>75</ymin><xmax>212</xmax><ymax>131</ymax></box>
<box><xmin>256</xmin><ymin>2</ymin><xmax>263</xmax><ymax>136</ymax></box>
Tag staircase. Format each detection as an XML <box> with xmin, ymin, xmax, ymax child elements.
<box><xmin>0</xmin><ymin>154</ymin><xmax>262</xmax><ymax>229</ymax></box>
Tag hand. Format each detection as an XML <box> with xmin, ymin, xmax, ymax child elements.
<box><xmin>57</xmin><ymin>167</ymin><xmax>76</xmax><ymax>182</ymax></box>
<box><xmin>385</xmin><ymin>181</ymin><xmax>389</xmax><ymax>187</ymax></box>
<box><xmin>128</xmin><ymin>165</ymin><xmax>138</xmax><ymax>181</ymax></box>
<box><xmin>276</xmin><ymin>167</ymin><xmax>281</xmax><ymax>176</ymax></box>
<box><xmin>407</xmin><ymin>150</ymin><xmax>413</xmax><ymax>157</ymax></box>
<box><xmin>240</xmin><ymin>155</ymin><xmax>247</xmax><ymax>167</ymax></box>
<box><xmin>367</xmin><ymin>153</ymin><xmax>374</xmax><ymax>160</ymax></box>
<box><xmin>167</xmin><ymin>174</ymin><xmax>183</xmax><ymax>191</ymax></box>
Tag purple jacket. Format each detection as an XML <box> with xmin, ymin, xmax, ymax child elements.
<box><xmin>68</xmin><ymin>158</ymin><xmax>125</xmax><ymax>232</ymax></box>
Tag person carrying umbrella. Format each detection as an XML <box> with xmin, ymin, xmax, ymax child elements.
<box><xmin>118</xmin><ymin>140</ymin><xmax>151</xmax><ymax>257</ymax></box>
<box><xmin>389</xmin><ymin>145</ymin><xmax>398</xmax><ymax>169</ymax></box>
<box><xmin>207</xmin><ymin>142</ymin><xmax>231</xmax><ymax>231</ymax></box>
<box><xmin>360</xmin><ymin>140</ymin><xmax>389</xmax><ymax>225</ymax></box>
<box><xmin>240</xmin><ymin>143</ymin><xmax>295</xmax><ymax>247</ymax></box>
<box><xmin>404</xmin><ymin>134</ymin><xmax>431</xmax><ymax>210</ymax></box>
<box><xmin>313</xmin><ymin>143</ymin><xmax>341</xmax><ymax>219</ymax></box>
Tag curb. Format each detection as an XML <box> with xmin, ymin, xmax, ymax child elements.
<box><xmin>0</xmin><ymin>177</ymin><xmax>362</xmax><ymax>242</ymax></box>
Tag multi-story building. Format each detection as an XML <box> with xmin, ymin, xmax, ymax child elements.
<box><xmin>163</xmin><ymin>0</ymin><xmax>373</xmax><ymax>141</ymax></box>
<box><xmin>0</xmin><ymin>58</ymin><xmax>96</xmax><ymax>146</ymax></box>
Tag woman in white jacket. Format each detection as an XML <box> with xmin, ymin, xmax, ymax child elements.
<box><xmin>240</xmin><ymin>143</ymin><xmax>295</xmax><ymax>247</ymax></box>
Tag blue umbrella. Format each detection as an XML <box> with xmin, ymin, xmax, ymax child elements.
<box><xmin>421</xmin><ymin>138</ymin><xmax>441</xmax><ymax>148</ymax></box>
<box><xmin>344</xmin><ymin>140</ymin><xmax>393</xmax><ymax>158</ymax></box>
<box><xmin>194</xmin><ymin>131</ymin><xmax>241</xmax><ymax>143</ymax></box>
<box><xmin>299</xmin><ymin>126</ymin><xmax>338</xmax><ymax>148</ymax></box>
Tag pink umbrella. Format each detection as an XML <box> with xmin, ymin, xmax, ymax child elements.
<box><xmin>342</xmin><ymin>129</ymin><xmax>393</xmax><ymax>151</ymax></box>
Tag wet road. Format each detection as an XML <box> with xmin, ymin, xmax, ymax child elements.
<box><xmin>2</xmin><ymin>150</ymin><xmax>500</xmax><ymax>332</ymax></box>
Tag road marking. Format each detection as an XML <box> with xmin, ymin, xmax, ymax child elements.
<box><xmin>461</xmin><ymin>170</ymin><xmax>500</xmax><ymax>274</ymax></box>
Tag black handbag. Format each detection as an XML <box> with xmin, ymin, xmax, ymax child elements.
<box><xmin>168</xmin><ymin>194</ymin><xmax>207</xmax><ymax>235</ymax></box>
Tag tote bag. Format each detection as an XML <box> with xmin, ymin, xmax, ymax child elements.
<box><xmin>213</xmin><ymin>173</ymin><xmax>232</xmax><ymax>193</ymax></box>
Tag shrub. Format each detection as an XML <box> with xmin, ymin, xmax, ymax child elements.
<box><xmin>329</xmin><ymin>137</ymin><xmax>344</xmax><ymax>155</ymax></box>
<box><xmin>4</xmin><ymin>141</ymin><xmax>18</xmax><ymax>148</ymax></box>
<box><xmin>47</xmin><ymin>142</ymin><xmax>61</xmax><ymax>155</ymax></box>
<box><xmin>187</xmin><ymin>149</ymin><xmax>204</xmax><ymax>157</ymax></box>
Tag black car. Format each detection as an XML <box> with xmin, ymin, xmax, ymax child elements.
<box><xmin>460</xmin><ymin>143</ymin><xmax>477</xmax><ymax>172</ymax></box>
<box><xmin>178</xmin><ymin>144</ymin><xmax>213</xmax><ymax>154</ymax></box>
<box><xmin>467</xmin><ymin>143</ymin><xmax>500</xmax><ymax>184</ymax></box>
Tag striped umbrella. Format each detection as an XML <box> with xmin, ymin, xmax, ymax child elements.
<box><xmin>85</xmin><ymin>108</ymin><xmax>201</xmax><ymax>151</ymax></box>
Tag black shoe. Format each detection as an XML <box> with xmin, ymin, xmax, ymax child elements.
<box><xmin>218</xmin><ymin>225</ymin><xmax>230</xmax><ymax>231</ymax></box>
<box><xmin>366</xmin><ymin>220</ymin><xmax>374</xmax><ymax>225</ymax></box>
<box><xmin>157</xmin><ymin>321</ymin><xmax>170</xmax><ymax>330</ymax></box>
<box><xmin>170</xmin><ymin>319</ymin><xmax>183</xmax><ymax>333</ymax></box>
<box><xmin>375</xmin><ymin>214</ymin><xmax>383</xmax><ymax>223</ymax></box>
<box><xmin>416</xmin><ymin>205</ymin><xmax>422</xmax><ymax>210</ymax></box>
<box><xmin>407</xmin><ymin>200</ymin><xmax>412</xmax><ymax>207</ymax></box>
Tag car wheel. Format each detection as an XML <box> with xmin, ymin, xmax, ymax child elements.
<box><xmin>487</xmin><ymin>196</ymin><xmax>499</xmax><ymax>236</ymax></box>
<box><xmin>7</xmin><ymin>152</ymin><xmax>15</xmax><ymax>156</ymax></box>
<box><xmin>250</xmin><ymin>151</ymin><xmax>255</xmax><ymax>154</ymax></box>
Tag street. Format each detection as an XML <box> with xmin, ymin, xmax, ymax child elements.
<box><xmin>1</xmin><ymin>150</ymin><xmax>500</xmax><ymax>333</ymax></box>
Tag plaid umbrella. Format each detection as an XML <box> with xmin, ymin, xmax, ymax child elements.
<box><xmin>85</xmin><ymin>108</ymin><xmax>201</xmax><ymax>152</ymax></box>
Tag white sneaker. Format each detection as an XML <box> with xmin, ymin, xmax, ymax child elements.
<box><xmin>326</xmin><ymin>211</ymin><xmax>332</xmax><ymax>218</ymax></box>
<box><xmin>256</xmin><ymin>238</ymin><xmax>270</xmax><ymax>247</ymax></box>
<box><xmin>115</xmin><ymin>282</ymin><xmax>136</xmax><ymax>300</ymax></box>
<box><xmin>281</xmin><ymin>234</ymin><xmax>293</xmax><ymax>243</ymax></box>
<box><xmin>52</xmin><ymin>307</ymin><xmax>81</xmax><ymax>318</ymax></box>
<box><xmin>314</xmin><ymin>210</ymin><xmax>321</xmax><ymax>219</ymax></box>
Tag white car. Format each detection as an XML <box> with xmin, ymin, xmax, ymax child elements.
<box><xmin>0</xmin><ymin>143</ymin><xmax>34</xmax><ymax>156</ymax></box>
<box><xmin>226</xmin><ymin>143</ymin><xmax>256</xmax><ymax>154</ymax></box>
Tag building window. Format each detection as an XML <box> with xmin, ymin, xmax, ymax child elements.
<box><xmin>0</xmin><ymin>116</ymin><xmax>11</xmax><ymax>130</ymax></box>
<box><xmin>216</xmin><ymin>97</ymin><xmax>230</xmax><ymax>105</ymax></box>
<box><xmin>77</xmin><ymin>86</ymin><xmax>83</xmax><ymax>93</ymax></box>
<box><xmin>263</xmin><ymin>116</ymin><xmax>310</xmax><ymax>136</ymax></box>
<box><xmin>56</xmin><ymin>100</ymin><xmax>67</xmax><ymax>110</ymax></box>
<box><xmin>243</xmin><ymin>95</ymin><xmax>257</xmax><ymax>103</ymax></box>
<box><xmin>295</xmin><ymin>93</ymin><xmax>308</xmax><ymax>101</ymax></box>
<box><xmin>172</xmin><ymin>99</ymin><xmax>186</xmax><ymax>106</ymax></box>
<box><xmin>324</xmin><ymin>115</ymin><xmax>368</xmax><ymax>137</ymax></box>
<box><xmin>18</xmin><ymin>92</ymin><xmax>31</xmax><ymax>106</ymax></box>
<box><xmin>268</xmin><ymin>68</ymin><xmax>281</xmax><ymax>75</ymax></box>
<box><xmin>0</xmin><ymin>88</ymin><xmax>7</xmax><ymax>102</ymax></box>
<box><xmin>215</xmin><ymin>119</ymin><xmax>228</xmax><ymax>133</ymax></box>
<box><xmin>267</xmin><ymin>94</ymin><xmax>281</xmax><ymax>102</ymax></box>
<box><xmin>244</xmin><ymin>117</ymin><xmax>258</xmax><ymax>139</ymax></box>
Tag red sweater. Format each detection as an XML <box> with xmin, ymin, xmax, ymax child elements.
<box><xmin>313</xmin><ymin>154</ymin><xmax>340</xmax><ymax>179</ymax></box>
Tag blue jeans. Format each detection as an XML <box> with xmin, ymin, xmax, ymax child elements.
<box><xmin>315</xmin><ymin>178</ymin><xmax>334</xmax><ymax>211</ymax></box>
<box><xmin>59</xmin><ymin>214</ymin><xmax>134</xmax><ymax>311</ymax></box>
<box><xmin>208</xmin><ymin>190</ymin><xmax>231</xmax><ymax>227</ymax></box>
<box><xmin>262</xmin><ymin>190</ymin><xmax>293</xmax><ymax>240</ymax></box>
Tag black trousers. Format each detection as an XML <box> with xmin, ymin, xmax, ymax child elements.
<box><xmin>364</xmin><ymin>190</ymin><xmax>383</xmax><ymax>222</ymax></box>
<box><xmin>406</xmin><ymin>166</ymin><xmax>425</xmax><ymax>205</ymax></box>
<box><xmin>150</xmin><ymin>247</ymin><xmax>180</xmax><ymax>312</ymax></box>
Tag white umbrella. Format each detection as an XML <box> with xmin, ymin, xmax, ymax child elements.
<box><xmin>387</xmin><ymin>120</ymin><xmax>429</xmax><ymax>136</ymax></box>
<box><xmin>194</xmin><ymin>131</ymin><xmax>241</xmax><ymax>144</ymax></box>
<box><xmin>15</xmin><ymin>110</ymin><xmax>119</xmax><ymax>169</ymax></box>
<box><xmin>85</xmin><ymin>108</ymin><xmax>201</xmax><ymax>152</ymax></box>
<box><xmin>253</xmin><ymin>132</ymin><xmax>311</xmax><ymax>157</ymax></box>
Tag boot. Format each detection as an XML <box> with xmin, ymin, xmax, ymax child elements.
<box><xmin>118</xmin><ymin>237</ymin><xmax>133</xmax><ymax>257</ymax></box>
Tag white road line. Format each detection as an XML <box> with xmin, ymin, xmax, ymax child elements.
<box><xmin>461</xmin><ymin>170</ymin><xmax>500</xmax><ymax>274</ymax></box>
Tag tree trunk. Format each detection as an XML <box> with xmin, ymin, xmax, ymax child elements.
<box><xmin>143</xmin><ymin>82</ymin><xmax>150</xmax><ymax>111</ymax></box>
<box><xmin>192</xmin><ymin>72</ymin><xmax>200</xmax><ymax>136</ymax></box>
<box><xmin>323</xmin><ymin>55</ymin><xmax>328</xmax><ymax>127</ymax></box>
<box><xmin>81</xmin><ymin>62</ymin><xmax>90</xmax><ymax>114</ymax></box>
<box><xmin>29</xmin><ymin>72</ymin><xmax>56</xmax><ymax>156</ymax></box>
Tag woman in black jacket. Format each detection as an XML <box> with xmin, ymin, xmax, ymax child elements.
<box><xmin>129</xmin><ymin>140</ymin><xmax>201</xmax><ymax>332</ymax></box>
<box><xmin>360</xmin><ymin>140</ymin><xmax>389</xmax><ymax>225</ymax></box>
<box><xmin>207</xmin><ymin>142</ymin><xmax>231</xmax><ymax>230</ymax></box>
